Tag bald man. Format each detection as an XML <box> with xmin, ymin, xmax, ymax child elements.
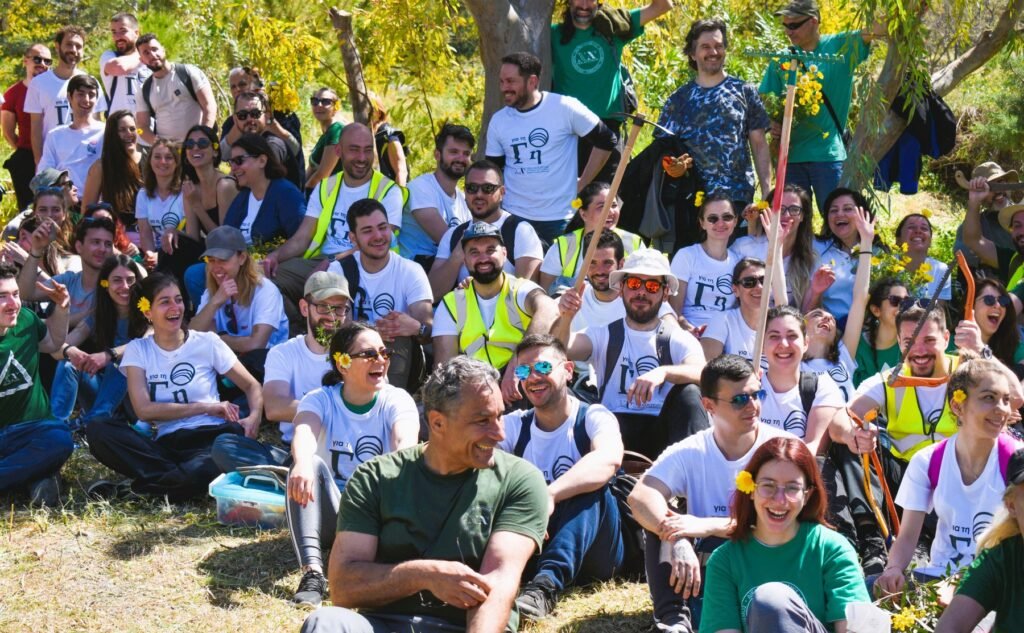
<box><xmin>3</xmin><ymin>43</ymin><xmax>52</xmax><ymax>208</ymax></box>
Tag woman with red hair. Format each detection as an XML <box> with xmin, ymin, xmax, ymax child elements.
<box><xmin>700</xmin><ymin>437</ymin><xmax>868</xmax><ymax>633</ymax></box>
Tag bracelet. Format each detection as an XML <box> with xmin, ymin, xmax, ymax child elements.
<box><xmin>28</xmin><ymin>251</ymin><xmax>43</xmax><ymax>259</ymax></box>
<box><xmin>107</xmin><ymin>348</ymin><xmax>118</xmax><ymax>363</ymax></box>
<box><xmin>62</xmin><ymin>345</ymin><xmax>72</xmax><ymax>360</ymax></box>
<box><xmin>857</xmin><ymin>251</ymin><xmax>872</xmax><ymax>256</ymax></box>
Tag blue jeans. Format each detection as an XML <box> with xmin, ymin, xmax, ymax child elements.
<box><xmin>785</xmin><ymin>161</ymin><xmax>843</xmax><ymax>214</ymax></box>
<box><xmin>302</xmin><ymin>609</ymin><xmax>464</xmax><ymax>633</ymax></box>
<box><xmin>184</xmin><ymin>262</ymin><xmax>207</xmax><ymax>311</ymax></box>
<box><xmin>533</xmin><ymin>485</ymin><xmax>623</xmax><ymax>591</ymax></box>
<box><xmin>211</xmin><ymin>434</ymin><xmax>291</xmax><ymax>472</ymax></box>
<box><xmin>0</xmin><ymin>419</ymin><xmax>74</xmax><ymax>491</ymax></box>
<box><xmin>524</xmin><ymin>218</ymin><xmax>571</xmax><ymax>248</ymax></box>
<box><xmin>50</xmin><ymin>359</ymin><xmax>128</xmax><ymax>428</ymax></box>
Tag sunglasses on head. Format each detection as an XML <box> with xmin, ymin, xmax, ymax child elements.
<box><xmin>704</xmin><ymin>213</ymin><xmax>736</xmax><ymax>225</ymax></box>
<box><xmin>737</xmin><ymin>275</ymin><xmax>765</xmax><ymax>289</ymax></box>
<box><xmin>624</xmin><ymin>276</ymin><xmax>664</xmax><ymax>294</ymax></box>
<box><xmin>227</xmin><ymin>154</ymin><xmax>255</xmax><ymax>167</ymax></box>
<box><xmin>782</xmin><ymin>16</ymin><xmax>813</xmax><ymax>30</ymax></box>
<box><xmin>465</xmin><ymin>182</ymin><xmax>500</xmax><ymax>195</ymax></box>
<box><xmin>235</xmin><ymin>108</ymin><xmax>263</xmax><ymax>121</ymax></box>
<box><xmin>980</xmin><ymin>294</ymin><xmax>1012</xmax><ymax>308</ymax></box>
<box><xmin>349</xmin><ymin>348</ymin><xmax>392</xmax><ymax>362</ymax></box>
<box><xmin>514</xmin><ymin>361</ymin><xmax>554</xmax><ymax>381</ymax></box>
<box><xmin>713</xmin><ymin>389</ymin><xmax>767</xmax><ymax>410</ymax></box>
<box><xmin>28</xmin><ymin>55</ymin><xmax>53</xmax><ymax>66</ymax></box>
<box><xmin>310</xmin><ymin>97</ymin><xmax>337</xmax><ymax>107</ymax></box>
<box><xmin>183</xmin><ymin>138</ymin><xmax>213</xmax><ymax>150</ymax></box>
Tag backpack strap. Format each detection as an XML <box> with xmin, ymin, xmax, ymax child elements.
<box><xmin>337</xmin><ymin>256</ymin><xmax>367</xmax><ymax>321</ymax></box>
<box><xmin>798</xmin><ymin>371</ymin><xmax>818</xmax><ymax>417</ymax></box>
<box><xmin>141</xmin><ymin>75</ymin><xmax>155</xmax><ymax>119</ymax></box>
<box><xmin>928</xmin><ymin>438</ymin><xmax>950</xmax><ymax>490</ymax></box>
<box><xmin>513</xmin><ymin>410</ymin><xmax>534</xmax><ymax>458</ymax></box>
<box><xmin>500</xmin><ymin>215</ymin><xmax>522</xmax><ymax>259</ymax></box>
<box><xmin>573</xmin><ymin>401</ymin><xmax>591</xmax><ymax>457</ymax></box>
<box><xmin>449</xmin><ymin>221</ymin><xmax>469</xmax><ymax>253</ymax></box>
<box><xmin>600</xmin><ymin>319</ymin><xmax>626</xmax><ymax>400</ymax></box>
<box><xmin>997</xmin><ymin>433</ymin><xmax>1019</xmax><ymax>485</ymax></box>
<box><xmin>104</xmin><ymin>76</ymin><xmax>119</xmax><ymax>117</ymax></box>
<box><xmin>175</xmin><ymin>64</ymin><xmax>199</xmax><ymax>104</ymax></box>
<box><xmin>655</xmin><ymin>322</ymin><xmax>672</xmax><ymax>366</ymax></box>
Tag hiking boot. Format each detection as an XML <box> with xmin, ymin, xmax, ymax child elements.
<box><xmin>292</xmin><ymin>569</ymin><xmax>328</xmax><ymax>607</ymax></box>
<box><xmin>29</xmin><ymin>475</ymin><xmax>62</xmax><ymax>508</ymax></box>
<box><xmin>516</xmin><ymin>575</ymin><xmax>558</xmax><ymax>620</ymax></box>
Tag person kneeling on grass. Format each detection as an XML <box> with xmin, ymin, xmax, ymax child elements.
<box><xmin>286</xmin><ymin>322</ymin><xmax>420</xmax><ymax>607</ymax></box>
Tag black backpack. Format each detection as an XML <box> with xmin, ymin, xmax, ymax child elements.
<box><xmin>448</xmin><ymin>216</ymin><xmax>523</xmax><ymax>259</ymax></box>
<box><xmin>141</xmin><ymin>64</ymin><xmax>199</xmax><ymax>135</ymax></box>
<box><xmin>599</xmin><ymin>318</ymin><xmax>673</xmax><ymax>400</ymax></box>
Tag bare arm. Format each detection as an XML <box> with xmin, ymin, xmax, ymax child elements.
<box><xmin>196</xmin><ymin>85</ymin><xmax>217</xmax><ymax>128</ymax></box>
<box><xmin>1</xmin><ymin>111</ymin><xmax>17</xmax><ymax>148</ymax></box>
<box><xmin>935</xmin><ymin>595</ymin><xmax>988</xmax><ymax>633</ymax></box>
<box><xmin>577</xmin><ymin>149</ymin><xmax>611</xmax><ymax>192</ymax></box>
<box><xmin>669</xmin><ymin>280</ymin><xmax>687</xmax><ymax>315</ymax></box>
<box><xmin>466</xmin><ymin>531</ymin><xmax>538</xmax><ymax>633</ymax></box>
<box><xmin>125</xmin><ymin>365</ymin><xmax>229</xmax><ymax>422</ymax></box>
<box><xmin>548</xmin><ymin>426</ymin><xmax>623</xmax><ymax>504</ymax></box>
<box><xmin>263</xmin><ymin>215</ymin><xmax>317</xmax><ymax>277</ymax></box>
<box><xmin>749</xmin><ymin>129</ymin><xmax>772</xmax><ymax>197</ymax></box>
<box><xmin>136</xmin><ymin>110</ymin><xmax>156</xmax><ymax>146</ymax></box>
<box><xmin>849</xmin><ymin>391</ymin><xmax>883</xmax><ymax>420</ymax></box>
<box><xmin>263</xmin><ymin>380</ymin><xmax>300</xmax><ymax>423</ymax></box>
<box><xmin>224</xmin><ymin>361</ymin><xmax>263</xmax><ymax>437</ymax></box>
<box><xmin>963</xmin><ymin>178</ymin><xmax>998</xmax><ymax>268</ymax></box>
<box><xmin>29</xmin><ymin>113</ymin><xmax>43</xmax><ymax>164</ymax></box>
<box><xmin>103</xmin><ymin>53</ymin><xmax>141</xmax><ymax>76</ymax></box>
<box><xmin>385</xmin><ymin>140</ymin><xmax>407</xmax><ymax>187</ymax></box>
<box><xmin>428</xmin><ymin>252</ymin><xmax>463</xmax><ymax>302</ymax></box>
<box><xmin>411</xmin><ymin>208</ymin><xmax>452</xmax><ymax>244</ymax></box>
<box><xmin>843</xmin><ymin>212</ymin><xmax>875</xmax><ymax>357</ymax></box>
<box><xmin>525</xmin><ymin>289</ymin><xmax>558</xmax><ymax>335</ymax></box>
<box><xmin>216</xmin><ymin>177</ymin><xmax>239</xmax><ymax>220</ymax></box>
<box><xmin>433</xmin><ymin>334</ymin><xmax>459</xmax><ymax>367</ymax></box>
<box><xmin>38</xmin><ymin>281</ymin><xmax>71</xmax><ymax>354</ymax></box>
<box><xmin>514</xmin><ymin>257</ymin><xmax>542</xmax><ymax>283</ymax></box>
<box><xmin>305</xmin><ymin>146</ymin><xmax>340</xmax><ymax>190</ymax></box>
<box><xmin>220</xmin><ymin>323</ymin><xmax>274</xmax><ymax>354</ymax></box>
<box><xmin>803</xmin><ymin>405</ymin><xmax>840</xmax><ymax>455</ymax></box>
<box><xmin>83</xmin><ymin>161</ymin><xmax>102</xmax><ymax>207</ymax></box>
<box><xmin>875</xmin><ymin>510</ymin><xmax>927</xmax><ymax>595</ymax></box>
<box><xmin>639</xmin><ymin>0</ymin><xmax>673</xmax><ymax>24</ymax></box>
<box><xmin>700</xmin><ymin>337</ymin><xmax>725</xmax><ymax>362</ymax></box>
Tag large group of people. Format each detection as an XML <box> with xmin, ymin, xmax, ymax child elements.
<box><xmin>2</xmin><ymin>1</ymin><xmax>1023</xmax><ymax>632</ymax></box>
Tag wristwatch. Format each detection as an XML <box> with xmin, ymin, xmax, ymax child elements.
<box><xmin>418</xmin><ymin>321</ymin><xmax>429</xmax><ymax>340</ymax></box>
<box><xmin>981</xmin><ymin>345</ymin><xmax>993</xmax><ymax>359</ymax></box>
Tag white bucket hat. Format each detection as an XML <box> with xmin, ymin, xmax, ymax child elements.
<box><xmin>609</xmin><ymin>247</ymin><xmax>679</xmax><ymax>296</ymax></box>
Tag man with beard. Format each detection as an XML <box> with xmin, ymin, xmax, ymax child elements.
<box><xmin>430</xmin><ymin>160</ymin><xmax>544</xmax><ymax>302</ymax></box>
<box><xmin>962</xmin><ymin>172</ymin><xmax>1024</xmax><ymax>302</ymax></box>
<box><xmin>554</xmin><ymin>248</ymin><xmax>708</xmax><ymax>460</ymax></box>
<box><xmin>326</xmin><ymin>199</ymin><xmax>432</xmax><ymax>390</ymax></box>
<box><xmin>399</xmin><ymin>123</ymin><xmax>476</xmax><ymax>271</ymax></box>
<box><xmin>656</xmin><ymin>18</ymin><xmax>771</xmax><ymax>210</ymax></box>
<box><xmin>3</xmin><ymin>44</ymin><xmax>52</xmax><ymax>209</ymax></box>
<box><xmin>135</xmin><ymin>33</ymin><xmax>217</xmax><ymax>144</ymax></box>
<box><xmin>37</xmin><ymin>75</ymin><xmax>104</xmax><ymax>193</ymax></box>
<box><xmin>499</xmin><ymin>334</ymin><xmax>624</xmax><ymax>620</ymax></box>
<box><xmin>956</xmin><ymin>163</ymin><xmax>1022</xmax><ymax>278</ymax></box>
<box><xmin>25</xmin><ymin>26</ymin><xmax>99</xmax><ymax>166</ymax></box>
<box><xmin>485</xmin><ymin>52</ymin><xmax>618</xmax><ymax>244</ymax></box>
<box><xmin>434</xmin><ymin>222</ymin><xmax>558</xmax><ymax>403</ymax></box>
<box><xmin>220</xmin><ymin>91</ymin><xmax>302</xmax><ymax>189</ymax></box>
<box><xmin>211</xmin><ymin>271</ymin><xmax>350</xmax><ymax>472</ymax></box>
<box><xmin>99</xmin><ymin>13</ymin><xmax>151</xmax><ymax>119</ymax></box>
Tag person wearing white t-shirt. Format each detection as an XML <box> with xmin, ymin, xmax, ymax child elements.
<box><xmin>286</xmin><ymin>322</ymin><xmax>421</xmax><ymax>606</ymax></box>
<box><xmin>628</xmin><ymin>354</ymin><xmax>793</xmax><ymax>632</ymax></box>
<box><xmin>99</xmin><ymin>13</ymin><xmax>151</xmax><ymax>120</ymax></box>
<box><xmin>499</xmin><ymin>335</ymin><xmax>625</xmax><ymax>620</ymax></box>
<box><xmin>399</xmin><ymin>123</ymin><xmax>474</xmax><ymax>267</ymax></box>
<box><xmin>876</xmin><ymin>358</ymin><xmax>1024</xmax><ymax>596</ymax></box>
<box><xmin>429</xmin><ymin>160</ymin><xmax>544</xmax><ymax>302</ymax></box>
<box><xmin>36</xmin><ymin>75</ymin><xmax>104</xmax><ymax>193</ymax></box>
<box><xmin>211</xmin><ymin>271</ymin><xmax>351</xmax><ymax>473</ymax></box>
<box><xmin>85</xmin><ymin>274</ymin><xmax>263</xmax><ymax>501</ymax></box>
<box><xmin>135</xmin><ymin>34</ymin><xmax>217</xmax><ymax>144</ymax></box>
<box><xmin>484</xmin><ymin>52</ymin><xmax>618</xmax><ymax>244</ymax></box>
<box><xmin>669</xmin><ymin>194</ymin><xmax>740</xmax><ymax>333</ymax></box>
<box><xmin>701</xmin><ymin>257</ymin><xmax>765</xmax><ymax>369</ymax></box>
<box><xmin>556</xmin><ymin>248</ymin><xmax>709</xmax><ymax>460</ymax></box>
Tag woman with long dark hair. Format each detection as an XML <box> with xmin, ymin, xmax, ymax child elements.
<box><xmin>180</xmin><ymin>124</ymin><xmax>237</xmax><ymax>236</ymax></box>
<box><xmin>82</xmin><ymin>109</ymin><xmax>144</xmax><ymax>228</ymax></box>
<box><xmin>852</xmin><ymin>277</ymin><xmax>909</xmax><ymax>387</ymax></box>
<box><xmin>953</xmin><ymin>278</ymin><xmax>1024</xmax><ymax>373</ymax></box>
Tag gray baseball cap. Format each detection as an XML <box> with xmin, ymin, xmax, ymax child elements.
<box><xmin>460</xmin><ymin>221</ymin><xmax>504</xmax><ymax>246</ymax></box>
<box><xmin>304</xmin><ymin>271</ymin><xmax>350</xmax><ymax>301</ymax></box>
<box><xmin>775</xmin><ymin>0</ymin><xmax>820</xmax><ymax>19</ymax></box>
<box><xmin>201</xmin><ymin>225</ymin><xmax>248</xmax><ymax>260</ymax></box>
<box><xmin>29</xmin><ymin>168</ymin><xmax>70</xmax><ymax>195</ymax></box>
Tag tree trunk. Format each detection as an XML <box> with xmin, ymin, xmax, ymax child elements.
<box><xmin>463</xmin><ymin>0</ymin><xmax>556</xmax><ymax>153</ymax></box>
<box><xmin>843</xmin><ymin>0</ymin><xmax>1024</xmax><ymax>188</ymax></box>
<box><xmin>330</xmin><ymin>7</ymin><xmax>371</xmax><ymax>125</ymax></box>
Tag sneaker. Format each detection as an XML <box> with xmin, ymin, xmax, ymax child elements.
<box><xmin>515</xmin><ymin>575</ymin><xmax>558</xmax><ymax>620</ymax></box>
<box><xmin>292</xmin><ymin>569</ymin><xmax>328</xmax><ymax>607</ymax></box>
<box><xmin>86</xmin><ymin>479</ymin><xmax>132</xmax><ymax>501</ymax></box>
<box><xmin>29</xmin><ymin>475</ymin><xmax>62</xmax><ymax>508</ymax></box>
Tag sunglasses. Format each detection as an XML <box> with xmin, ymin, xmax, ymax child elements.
<box><xmin>309</xmin><ymin>301</ymin><xmax>349</xmax><ymax>316</ymax></box>
<box><xmin>737</xmin><ymin>275</ymin><xmax>765</xmax><ymax>289</ymax></box>
<box><xmin>514</xmin><ymin>361</ymin><xmax>554</xmax><ymax>380</ymax></box>
<box><xmin>885</xmin><ymin>295</ymin><xmax>909</xmax><ymax>308</ymax></box>
<box><xmin>183</xmin><ymin>138</ymin><xmax>213</xmax><ymax>150</ymax></box>
<box><xmin>704</xmin><ymin>213</ymin><xmax>736</xmax><ymax>225</ymax></box>
<box><xmin>979</xmin><ymin>294</ymin><xmax>1012</xmax><ymax>308</ymax></box>
<box><xmin>349</xmin><ymin>347</ymin><xmax>392</xmax><ymax>361</ymax></box>
<box><xmin>465</xmin><ymin>182</ymin><xmax>500</xmax><ymax>195</ymax></box>
<box><xmin>235</xmin><ymin>108</ymin><xmax>263</xmax><ymax>121</ymax></box>
<box><xmin>28</xmin><ymin>55</ymin><xmax>53</xmax><ymax>66</ymax></box>
<box><xmin>782</xmin><ymin>16</ymin><xmax>812</xmax><ymax>30</ymax></box>
<box><xmin>713</xmin><ymin>389</ymin><xmax>767</xmax><ymax>410</ymax></box>
<box><xmin>227</xmin><ymin>154</ymin><xmax>255</xmax><ymax>166</ymax></box>
<box><xmin>624</xmin><ymin>276</ymin><xmax>664</xmax><ymax>294</ymax></box>
<box><xmin>898</xmin><ymin>297</ymin><xmax>934</xmax><ymax>313</ymax></box>
<box><xmin>310</xmin><ymin>97</ymin><xmax>337</xmax><ymax>107</ymax></box>
<box><xmin>780</xmin><ymin>205</ymin><xmax>803</xmax><ymax>217</ymax></box>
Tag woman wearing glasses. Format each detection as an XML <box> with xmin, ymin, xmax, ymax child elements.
<box><xmin>852</xmin><ymin>278</ymin><xmax>909</xmax><ymax>387</ymax></box>
<box><xmin>181</xmin><ymin>124</ymin><xmax>238</xmax><ymax>237</ymax></box>
<box><xmin>952</xmin><ymin>278</ymin><xmax>1024</xmax><ymax>375</ymax></box>
<box><xmin>305</xmin><ymin>88</ymin><xmax>346</xmax><ymax>191</ymax></box>
<box><xmin>701</xmin><ymin>258</ymin><xmax>766</xmax><ymax>366</ymax></box>
<box><xmin>895</xmin><ymin>212</ymin><xmax>952</xmax><ymax>300</ymax></box>
<box><xmin>286</xmin><ymin>322</ymin><xmax>420</xmax><ymax>606</ymax></box>
<box><xmin>221</xmin><ymin>133</ymin><xmax>305</xmax><ymax>247</ymax></box>
<box><xmin>701</xmin><ymin>437</ymin><xmax>869</xmax><ymax>633</ymax></box>
<box><xmin>82</xmin><ymin>110</ymin><xmax>144</xmax><ymax>229</ymax></box>
<box><xmin>670</xmin><ymin>193</ymin><xmax>741</xmax><ymax>333</ymax></box>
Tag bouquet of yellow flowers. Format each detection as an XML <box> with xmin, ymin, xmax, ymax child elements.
<box><xmin>855</xmin><ymin>243</ymin><xmax>933</xmax><ymax>297</ymax></box>
<box><xmin>779</xmin><ymin>62</ymin><xmax>825</xmax><ymax>120</ymax></box>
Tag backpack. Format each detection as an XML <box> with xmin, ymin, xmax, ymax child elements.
<box><xmin>336</xmin><ymin>256</ymin><xmax>370</xmax><ymax>322</ymax></box>
<box><xmin>798</xmin><ymin>371</ymin><xmax>818</xmax><ymax>417</ymax></box>
<box><xmin>927</xmin><ymin>433</ymin><xmax>1019</xmax><ymax>489</ymax></box>
<box><xmin>448</xmin><ymin>216</ymin><xmax>523</xmax><ymax>258</ymax></box>
<box><xmin>141</xmin><ymin>64</ymin><xmax>199</xmax><ymax>132</ymax></box>
<box><xmin>599</xmin><ymin>319</ymin><xmax>673</xmax><ymax>400</ymax></box>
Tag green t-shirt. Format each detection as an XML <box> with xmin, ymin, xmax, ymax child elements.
<box><xmin>0</xmin><ymin>308</ymin><xmax>50</xmax><ymax>427</ymax></box>
<box><xmin>309</xmin><ymin>121</ymin><xmax>345</xmax><ymax>174</ymax></box>
<box><xmin>853</xmin><ymin>334</ymin><xmax>900</xmax><ymax>388</ymax></box>
<box><xmin>956</xmin><ymin>536</ymin><xmax>1024</xmax><ymax>633</ymax></box>
<box><xmin>758</xmin><ymin>32</ymin><xmax>870</xmax><ymax>163</ymax></box>
<box><xmin>337</xmin><ymin>444</ymin><xmax>548</xmax><ymax>629</ymax></box>
<box><xmin>699</xmin><ymin>522</ymin><xmax>869</xmax><ymax>633</ymax></box>
<box><xmin>550</xmin><ymin>9</ymin><xmax>644</xmax><ymax>120</ymax></box>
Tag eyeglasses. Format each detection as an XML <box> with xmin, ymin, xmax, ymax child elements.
<box><xmin>465</xmin><ymin>182</ymin><xmax>500</xmax><ymax>195</ymax></box>
<box><xmin>754</xmin><ymin>481</ymin><xmax>811</xmax><ymax>501</ymax></box>
<box><xmin>704</xmin><ymin>213</ymin><xmax>736</xmax><ymax>225</ymax></box>
<box><xmin>899</xmin><ymin>297</ymin><xmax>933</xmax><ymax>312</ymax></box>
<box><xmin>349</xmin><ymin>348</ymin><xmax>392</xmax><ymax>361</ymax></box>
<box><xmin>737</xmin><ymin>275</ymin><xmax>765</xmax><ymax>289</ymax></box>
<box><xmin>712</xmin><ymin>389</ymin><xmax>767</xmax><ymax>410</ymax></box>
<box><xmin>780</xmin><ymin>205</ymin><xmax>803</xmax><ymax>217</ymax></box>
<box><xmin>885</xmin><ymin>295</ymin><xmax>909</xmax><ymax>308</ymax></box>
<box><xmin>782</xmin><ymin>17</ymin><xmax>812</xmax><ymax>30</ymax></box>
<box><xmin>28</xmin><ymin>55</ymin><xmax>53</xmax><ymax>66</ymax></box>
<box><xmin>514</xmin><ymin>361</ymin><xmax>553</xmax><ymax>380</ymax></box>
<box><xmin>235</xmin><ymin>108</ymin><xmax>263</xmax><ymax>121</ymax></box>
<box><xmin>227</xmin><ymin>154</ymin><xmax>255</xmax><ymax>167</ymax></box>
<box><xmin>309</xmin><ymin>301</ymin><xmax>349</xmax><ymax>316</ymax></box>
<box><xmin>623</xmin><ymin>276</ymin><xmax>664</xmax><ymax>294</ymax></box>
<box><xmin>309</xmin><ymin>97</ymin><xmax>337</xmax><ymax>107</ymax></box>
<box><xmin>980</xmin><ymin>294</ymin><xmax>1012</xmax><ymax>308</ymax></box>
<box><xmin>183</xmin><ymin>138</ymin><xmax>213</xmax><ymax>150</ymax></box>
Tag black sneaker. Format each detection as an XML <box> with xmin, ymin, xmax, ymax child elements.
<box><xmin>515</xmin><ymin>575</ymin><xmax>558</xmax><ymax>620</ymax></box>
<box><xmin>292</xmin><ymin>569</ymin><xmax>328</xmax><ymax>607</ymax></box>
<box><xmin>29</xmin><ymin>475</ymin><xmax>62</xmax><ymax>508</ymax></box>
<box><xmin>86</xmin><ymin>479</ymin><xmax>133</xmax><ymax>501</ymax></box>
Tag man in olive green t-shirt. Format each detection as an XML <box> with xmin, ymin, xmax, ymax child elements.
<box><xmin>301</xmin><ymin>356</ymin><xmax>549</xmax><ymax>633</ymax></box>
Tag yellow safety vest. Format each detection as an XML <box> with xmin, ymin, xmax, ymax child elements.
<box><xmin>441</xmin><ymin>273</ymin><xmax>532</xmax><ymax>370</ymax></box>
<box><xmin>303</xmin><ymin>170</ymin><xmax>408</xmax><ymax>258</ymax></box>
<box><xmin>882</xmin><ymin>355</ymin><xmax>960</xmax><ymax>461</ymax></box>
<box><xmin>556</xmin><ymin>227</ymin><xmax>644</xmax><ymax>279</ymax></box>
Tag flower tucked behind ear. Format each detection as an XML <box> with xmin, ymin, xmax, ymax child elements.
<box><xmin>694</xmin><ymin>191</ymin><xmax>705</xmax><ymax>207</ymax></box>
<box><xmin>570</xmin><ymin>197</ymin><xmax>583</xmax><ymax>210</ymax></box>
<box><xmin>136</xmin><ymin>297</ymin><xmax>150</xmax><ymax>313</ymax></box>
<box><xmin>952</xmin><ymin>389</ymin><xmax>967</xmax><ymax>405</ymax></box>
<box><xmin>735</xmin><ymin>470</ymin><xmax>756</xmax><ymax>495</ymax></box>
<box><xmin>99</xmin><ymin>280</ymin><xmax>110</xmax><ymax>288</ymax></box>
<box><xmin>333</xmin><ymin>352</ymin><xmax>351</xmax><ymax>369</ymax></box>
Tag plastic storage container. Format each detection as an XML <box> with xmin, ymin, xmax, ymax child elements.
<box><xmin>208</xmin><ymin>472</ymin><xmax>288</xmax><ymax>529</ymax></box>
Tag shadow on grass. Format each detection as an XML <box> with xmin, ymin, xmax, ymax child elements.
<box><xmin>108</xmin><ymin>520</ymin><xmax>222</xmax><ymax>559</ymax></box>
<box><xmin>197</xmin><ymin>532</ymin><xmax>296</xmax><ymax>608</ymax></box>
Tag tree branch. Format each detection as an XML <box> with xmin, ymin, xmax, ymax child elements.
<box><xmin>330</xmin><ymin>7</ymin><xmax>371</xmax><ymax>125</ymax></box>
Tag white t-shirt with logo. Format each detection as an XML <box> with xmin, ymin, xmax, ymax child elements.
<box><xmin>758</xmin><ymin>372</ymin><xmax>845</xmax><ymax>439</ymax></box>
<box><xmin>485</xmin><ymin>92</ymin><xmax>601</xmax><ymax>222</ymax></box>
<box><xmin>499</xmin><ymin>398</ymin><xmax>621</xmax><ymax>483</ymax></box>
<box><xmin>435</xmin><ymin>211</ymin><xmax>545</xmax><ymax>280</ymax></box>
<box><xmin>326</xmin><ymin>252</ymin><xmax>432</xmax><ymax>326</ymax></box>
<box><xmin>299</xmin><ymin>383</ymin><xmax>419</xmax><ymax>488</ymax></box>
<box><xmin>263</xmin><ymin>335</ymin><xmax>330</xmax><ymax>442</ymax></box>
<box><xmin>581</xmin><ymin>321</ymin><xmax>703</xmax><ymax>415</ymax></box>
<box><xmin>304</xmin><ymin>175</ymin><xmax>404</xmax><ymax>256</ymax></box>
<box><xmin>99</xmin><ymin>50</ymin><xmax>151</xmax><ymax>116</ymax></box>
<box><xmin>196</xmin><ymin>278</ymin><xmax>289</xmax><ymax>347</ymax></box>
<box><xmin>135</xmin><ymin>189</ymin><xmax>184</xmax><ymax>249</ymax></box>
<box><xmin>119</xmin><ymin>330</ymin><xmax>237</xmax><ymax>438</ymax></box>
<box><xmin>24</xmin><ymin>69</ymin><xmax>101</xmax><ymax>142</ymax></box>
<box><xmin>37</xmin><ymin>121</ymin><xmax>105</xmax><ymax>191</ymax></box>
<box><xmin>400</xmin><ymin>173</ymin><xmax>469</xmax><ymax>259</ymax></box>
<box><xmin>432</xmin><ymin>277</ymin><xmax>542</xmax><ymax>338</ymax></box>
<box><xmin>701</xmin><ymin>308</ymin><xmax>767</xmax><ymax>370</ymax></box>
<box><xmin>801</xmin><ymin>341</ymin><xmax>858</xmax><ymax>402</ymax></box>
<box><xmin>895</xmin><ymin>434</ymin><xmax>1021</xmax><ymax>571</ymax></box>
<box><xmin>646</xmin><ymin>424</ymin><xmax>794</xmax><ymax>517</ymax></box>
<box><xmin>670</xmin><ymin>244</ymin><xmax>740</xmax><ymax>328</ymax></box>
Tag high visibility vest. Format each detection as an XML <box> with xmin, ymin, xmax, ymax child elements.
<box><xmin>303</xmin><ymin>170</ymin><xmax>408</xmax><ymax>258</ymax></box>
<box><xmin>882</xmin><ymin>355</ymin><xmax>960</xmax><ymax>461</ymax></box>
<box><xmin>441</xmin><ymin>273</ymin><xmax>531</xmax><ymax>370</ymax></box>
<box><xmin>555</xmin><ymin>227</ymin><xmax>644</xmax><ymax>279</ymax></box>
